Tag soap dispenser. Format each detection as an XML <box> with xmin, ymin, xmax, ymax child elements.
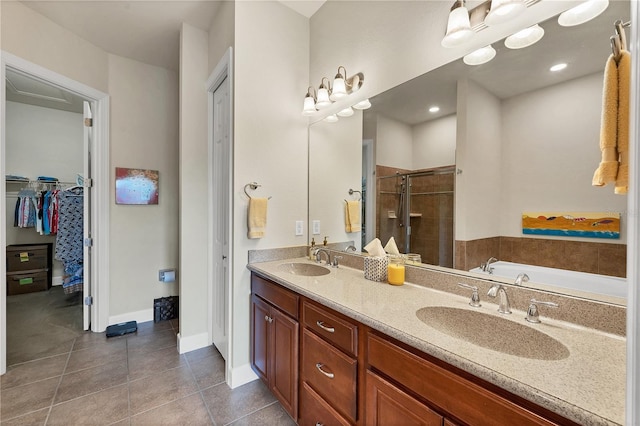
<box><xmin>309</xmin><ymin>238</ymin><xmax>316</xmax><ymax>260</ymax></box>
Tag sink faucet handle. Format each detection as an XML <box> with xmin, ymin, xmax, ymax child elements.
<box><xmin>458</xmin><ymin>283</ymin><xmax>481</xmax><ymax>307</ymax></box>
<box><xmin>514</xmin><ymin>273</ymin><xmax>530</xmax><ymax>286</ymax></box>
<box><xmin>525</xmin><ymin>299</ymin><xmax>558</xmax><ymax>323</ymax></box>
<box><xmin>331</xmin><ymin>255</ymin><xmax>343</xmax><ymax>268</ymax></box>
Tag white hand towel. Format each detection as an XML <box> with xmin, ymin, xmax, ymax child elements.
<box><xmin>364</xmin><ymin>238</ymin><xmax>385</xmax><ymax>257</ymax></box>
<box><xmin>384</xmin><ymin>236</ymin><xmax>400</xmax><ymax>255</ymax></box>
<box><xmin>247</xmin><ymin>197</ymin><xmax>268</xmax><ymax>239</ymax></box>
<box><xmin>345</xmin><ymin>200</ymin><xmax>361</xmax><ymax>233</ymax></box>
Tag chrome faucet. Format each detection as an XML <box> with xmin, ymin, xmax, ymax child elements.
<box><xmin>344</xmin><ymin>245</ymin><xmax>357</xmax><ymax>253</ymax></box>
<box><xmin>525</xmin><ymin>299</ymin><xmax>558</xmax><ymax>323</ymax></box>
<box><xmin>487</xmin><ymin>284</ymin><xmax>511</xmax><ymax>314</ymax></box>
<box><xmin>480</xmin><ymin>257</ymin><xmax>498</xmax><ymax>273</ymax></box>
<box><xmin>514</xmin><ymin>273</ymin><xmax>529</xmax><ymax>286</ymax></box>
<box><xmin>314</xmin><ymin>248</ymin><xmax>331</xmax><ymax>265</ymax></box>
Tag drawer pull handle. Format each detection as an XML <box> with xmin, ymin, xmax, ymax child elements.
<box><xmin>264</xmin><ymin>315</ymin><xmax>273</xmax><ymax>323</ymax></box>
<box><xmin>315</xmin><ymin>363</ymin><xmax>335</xmax><ymax>379</ymax></box>
<box><xmin>316</xmin><ymin>423</ymin><xmax>324</xmax><ymax>426</ymax></box>
<box><xmin>316</xmin><ymin>321</ymin><xmax>335</xmax><ymax>333</ymax></box>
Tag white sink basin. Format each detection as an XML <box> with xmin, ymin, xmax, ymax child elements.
<box><xmin>278</xmin><ymin>262</ymin><xmax>330</xmax><ymax>277</ymax></box>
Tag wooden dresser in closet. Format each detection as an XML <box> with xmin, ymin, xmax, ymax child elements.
<box><xmin>6</xmin><ymin>243</ymin><xmax>52</xmax><ymax>296</ymax></box>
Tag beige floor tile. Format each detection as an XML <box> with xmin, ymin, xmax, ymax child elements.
<box><xmin>127</xmin><ymin>346</ymin><xmax>186</xmax><ymax>381</ymax></box>
<box><xmin>189</xmin><ymin>352</ymin><xmax>225</xmax><ymax>390</ymax></box>
<box><xmin>184</xmin><ymin>345</ymin><xmax>221</xmax><ymax>364</ymax></box>
<box><xmin>128</xmin><ymin>366</ymin><xmax>198</xmax><ymax>415</ymax></box>
<box><xmin>47</xmin><ymin>384</ymin><xmax>129</xmax><ymax>425</ymax></box>
<box><xmin>201</xmin><ymin>379</ymin><xmax>276</xmax><ymax>425</ymax></box>
<box><xmin>0</xmin><ymin>376</ymin><xmax>59</xmax><ymax>421</ymax></box>
<box><xmin>65</xmin><ymin>339</ymin><xmax>128</xmax><ymax>374</ymax></box>
<box><xmin>228</xmin><ymin>402</ymin><xmax>296</xmax><ymax>426</ymax></box>
<box><xmin>0</xmin><ymin>408</ymin><xmax>49</xmax><ymax>426</ymax></box>
<box><xmin>0</xmin><ymin>354</ymin><xmax>67</xmax><ymax>390</ymax></box>
<box><xmin>54</xmin><ymin>360</ymin><xmax>129</xmax><ymax>404</ymax></box>
<box><xmin>126</xmin><ymin>330</ymin><xmax>177</xmax><ymax>356</ymax></box>
<box><xmin>130</xmin><ymin>393</ymin><xmax>213</xmax><ymax>426</ymax></box>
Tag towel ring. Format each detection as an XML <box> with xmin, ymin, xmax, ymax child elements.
<box><xmin>347</xmin><ymin>188</ymin><xmax>362</xmax><ymax>201</ymax></box>
<box><xmin>244</xmin><ymin>182</ymin><xmax>272</xmax><ymax>200</ymax></box>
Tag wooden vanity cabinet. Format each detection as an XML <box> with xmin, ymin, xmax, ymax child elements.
<box><xmin>250</xmin><ymin>274</ymin><xmax>299</xmax><ymax>420</ymax></box>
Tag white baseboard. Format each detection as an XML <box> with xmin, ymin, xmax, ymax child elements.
<box><xmin>177</xmin><ymin>332</ymin><xmax>209</xmax><ymax>354</ymax></box>
<box><xmin>108</xmin><ymin>309</ymin><xmax>154</xmax><ymax>325</ymax></box>
<box><xmin>228</xmin><ymin>363</ymin><xmax>258</xmax><ymax>389</ymax></box>
<box><xmin>52</xmin><ymin>276</ymin><xmax>63</xmax><ymax>286</ymax></box>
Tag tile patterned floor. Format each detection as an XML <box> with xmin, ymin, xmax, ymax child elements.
<box><xmin>1</xmin><ymin>290</ymin><xmax>295</xmax><ymax>425</ymax></box>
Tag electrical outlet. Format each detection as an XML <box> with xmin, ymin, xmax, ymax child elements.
<box><xmin>295</xmin><ymin>220</ymin><xmax>304</xmax><ymax>236</ymax></box>
<box><xmin>312</xmin><ymin>220</ymin><xmax>321</xmax><ymax>235</ymax></box>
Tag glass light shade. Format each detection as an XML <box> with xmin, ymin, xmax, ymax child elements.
<box><xmin>353</xmin><ymin>99</ymin><xmax>372</xmax><ymax>110</ymax></box>
<box><xmin>330</xmin><ymin>77</ymin><xmax>347</xmax><ymax>101</ymax></box>
<box><xmin>441</xmin><ymin>5</ymin><xmax>474</xmax><ymax>48</ymax></box>
<box><xmin>558</xmin><ymin>0</ymin><xmax>609</xmax><ymax>27</ymax></box>
<box><xmin>484</xmin><ymin>0</ymin><xmax>526</xmax><ymax>26</ymax></box>
<box><xmin>504</xmin><ymin>24</ymin><xmax>545</xmax><ymax>49</ymax></box>
<box><xmin>316</xmin><ymin>87</ymin><xmax>332</xmax><ymax>109</ymax></box>
<box><xmin>463</xmin><ymin>45</ymin><xmax>496</xmax><ymax>65</ymax></box>
<box><xmin>337</xmin><ymin>107</ymin><xmax>354</xmax><ymax>117</ymax></box>
<box><xmin>323</xmin><ymin>114</ymin><xmax>339</xmax><ymax>123</ymax></box>
<box><xmin>302</xmin><ymin>96</ymin><xmax>316</xmax><ymax>116</ymax></box>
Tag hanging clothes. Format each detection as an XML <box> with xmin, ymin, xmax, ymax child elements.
<box><xmin>55</xmin><ymin>187</ymin><xmax>84</xmax><ymax>294</ymax></box>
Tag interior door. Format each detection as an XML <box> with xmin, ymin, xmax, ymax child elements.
<box><xmin>212</xmin><ymin>77</ymin><xmax>230</xmax><ymax>358</ymax></box>
<box><xmin>82</xmin><ymin>101</ymin><xmax>92</xmax><ymax>330</ymax></box>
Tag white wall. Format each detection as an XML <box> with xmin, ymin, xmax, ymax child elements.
<box><xmin>412</xmin><ymin>114</ymin><xmax>456</xmax><ymax>170</ymax></box>
<box><xmin>500</xmin><ymin>72</ymin><xmax>627</xmax><ymax>243</ymax></box>
<box><xmin>108</xmin><ymin>54</ymin><xmax>179</xmax><ymax>319</ymax></box>
<box><xmin>455</xmin><ymin>79</ymin><xmax>502</xmax><ymax>241</ymax></box>
<box><xmin>309</xmin><ymin>113</ymin><xmax>363</xmax><ymax>249</ymax></box>
<box><xmin>178</xmin><ymin>23</ymin><xmax>209</xmax><ymax>344</ymax></box>
<box><xmin>376</xmin><ymin>114</ymin><xmax>412</xmax><ymax>170</ymax></box>
<box><xmin>208</xmin><ymin>0</ymin><xmax>234</xmax><ymax>73</ymax></box>
<box><xmin>232</xmin><ymin>0</ymin><xmax>308</xmax><ymax>373</ymax></box>
<box><xmin>5</xmin><ymin>101</ymin><xmax>83</xmax><ymax>281</ymax></box>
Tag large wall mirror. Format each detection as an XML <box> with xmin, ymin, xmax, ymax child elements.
<box><xmin>308</xmin><ymin>1</ymin><xmax>630</xmax><ymax>305</ymax></box>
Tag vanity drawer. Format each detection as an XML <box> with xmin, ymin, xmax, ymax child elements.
<box><xmin>251</xmin><ymin>273</ymin><xmax>298</xmax><ymax>319</ymax></box>
<box><xmin>302</xmin><ymin>328</ymin><xmax>357</xmax><ymax>422</ymax></box>
<box><xmin>6</xmin><ymin>245</ymin><xmax>48</xmax><ymax>273</ymax></box>
<box><xmin>302</xmin><ymin>299</ymin><xmax>358</xmax><ymax>356</ymax></box>
<box><xmin>367</xmin><ymin>333</ymin><xmax>559</xmax><ymax>426</ymax></box>
<box><xmin>299</xmin><ymin>381</ymin><xmax>352</xmax><ymax>426</ymax></box>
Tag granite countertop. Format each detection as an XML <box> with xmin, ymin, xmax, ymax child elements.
<box><xmin>248</xmin><ymin>257</ymin><xmax>626</xmax><ymax>426</ymax></box>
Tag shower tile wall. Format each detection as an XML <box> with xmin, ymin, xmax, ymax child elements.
<box><xmin>376</xmin><ymin>165</ymin><xmax>410</xmax><ymax>253</ymax></box>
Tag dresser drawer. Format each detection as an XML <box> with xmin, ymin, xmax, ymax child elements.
<box><xmin>302</xmin><ymin>328</ymin><xmax>357</xmax><ymax>422</ymax></box>
<box><xmin>6</xmin><ymin>245</ymin><xmax>48</xmax><ymax>273</ymax></box>
<box><xmin>251</xmin><ymin>273</ymin><xmax>299</xmax><ymax>319</ymax></box>
<box><xmin>299</xmin><ymin>381</ymin><xmax>352</xmax><ymax>426</ymax></box>
<box><xmin>7</xmin><ymin>270</ymin><xmax>49</xmax><ymax>295</ymax></box>
<box><xmin>303</xmin><ymin>300</ymin><xmax>358</xmax><ymax>356</ymax></box>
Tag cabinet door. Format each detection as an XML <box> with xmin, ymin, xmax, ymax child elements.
<box><xmin>271</xmin><ymin>307</ymin><xmax>299</xmax><ymax>420</ymax></box>
<box><xmin>251</xmin><ymin>294</ymin><xmax>270</xmax><ymax>383</ymax></box>
<box><xmin>365</xmin><ymin>371</ymin><xmax>443</xmax><ymax>426</ymax></box>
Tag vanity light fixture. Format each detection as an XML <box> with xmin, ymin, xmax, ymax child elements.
<box><xmin>337</xmin><ymin>106</ymin><xmax>355</xmax><ymax>117</ymax></box>
<box><xmin>302</xmin><ymin>86</ymin><xmax>317</xmax><ymax>116</ymax></box>
<box><xmin>352</xmin><ymin>99</ymin><xmax>372</xmax><ymax>110</ymax></box>
<box><xmin>324</xmin><ymin>114</ymin><xmax>339</xmax><ymax>123</ymax></box>
<box><xmin>558</xmin><ymin>0</ymin><xmax>609</xmax><ymax>27</ymax></box>
<box><xmin>329</xmin><ymin>66</ymin><xmax>364</xmax><ymax>101</ymax></box>
<box><xmin>315</xmin><ymin>77</ymin><xmax>333</xmax><ymax>110</ymax></box>
<box><xmin>505</xmin><ymin>24</ymin><xmax>545</xmax><ymax>49</ymax></box>
<box><xmin>429</xmin><ymin>106</ymin><xmax>441</xmax><ymax>113</ymax></box>
<box><xmin>484</xmin><ymin>0</ymin><xmax>526</xmax><ymax>26</ymax></box>
<box><xmin>463</xmin><ymin>44</ymin><xmax>496</xmax><ymax>65</ymax></box>
<box><xmin>549</xmin><ymin>63</ymin><xmax>568</xmax><ymax>72</ymax></box>
<box><xmin>441</xmin><ymin>0</ymin><xmax>474</xmax><ymax>48</ymax></box>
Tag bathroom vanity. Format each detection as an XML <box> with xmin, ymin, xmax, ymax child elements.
<box><xmin>248</xmin><ymin>256</ymin><xmax>625</xmax><ymax>425</ymax></box>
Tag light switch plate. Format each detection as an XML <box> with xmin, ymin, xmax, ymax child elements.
<box><xmin>312</xmin><ymin>220</ymin><xmax>321</xmax><ymax>235</ymax></box>
<box><xmin>295</xmin><ymin>220</ymin><xmax>304</xmax><ymax>236</ymax></box>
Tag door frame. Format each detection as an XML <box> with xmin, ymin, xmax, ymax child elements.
<box><xmin>206</xmin><ymin>47</ymin><xmax>233</xmax><ymax>377</ymax></box>
<box><xmin>0</xmin><ymin>51</ymin><xmax>110</xmax><ymax>375</ymax></box>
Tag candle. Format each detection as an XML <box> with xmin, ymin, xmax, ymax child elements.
<box><xmin>388</xmin><ymin>263</ymin><xmax>405</xmax><ymax>286</ymax></box>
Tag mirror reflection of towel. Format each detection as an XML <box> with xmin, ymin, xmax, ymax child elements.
<box><xmin>247</xmin><ymin>197</ymin><xmax>268</xmax><ymax>239</ymax></box>
<box><xmin>345</xmin><ymin>200</ymin><xmax>360</xmax><ymax>233</ymax></box>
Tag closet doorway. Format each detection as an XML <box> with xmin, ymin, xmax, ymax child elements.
<box><xmin>0</xmin><ymin>53</ymin><xmax>110</xmax><ymax>375</ymax></box>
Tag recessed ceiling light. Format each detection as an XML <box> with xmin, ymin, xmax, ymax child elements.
<box><xmin>550</xmin><ymin>63</ymin><xmax>568</xmax><ymax>72</ymax></box>
<box><xmin>505</xmin><ymin>25</ymin><xmax>545</xmax><ymax>49</ymax></box>
<box><xmin>558</xmin><ymin>0</ymin><xmax>609</xmax><ymax>27</ymax></box>
<box><xmin>463</xmin><ymin>45</ymin><xmax>496</xmax><ymax>66</ymax></box>
<box><xmin>429</xmin><ymin>106</ymin><xmax>441</xmax><ymax>113</ymax></box>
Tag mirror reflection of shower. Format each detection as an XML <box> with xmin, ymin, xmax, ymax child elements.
<box><xmin>376</xmin><ymin>166</ymin><xmax>455</xmax><ymax>267</ymax></box>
